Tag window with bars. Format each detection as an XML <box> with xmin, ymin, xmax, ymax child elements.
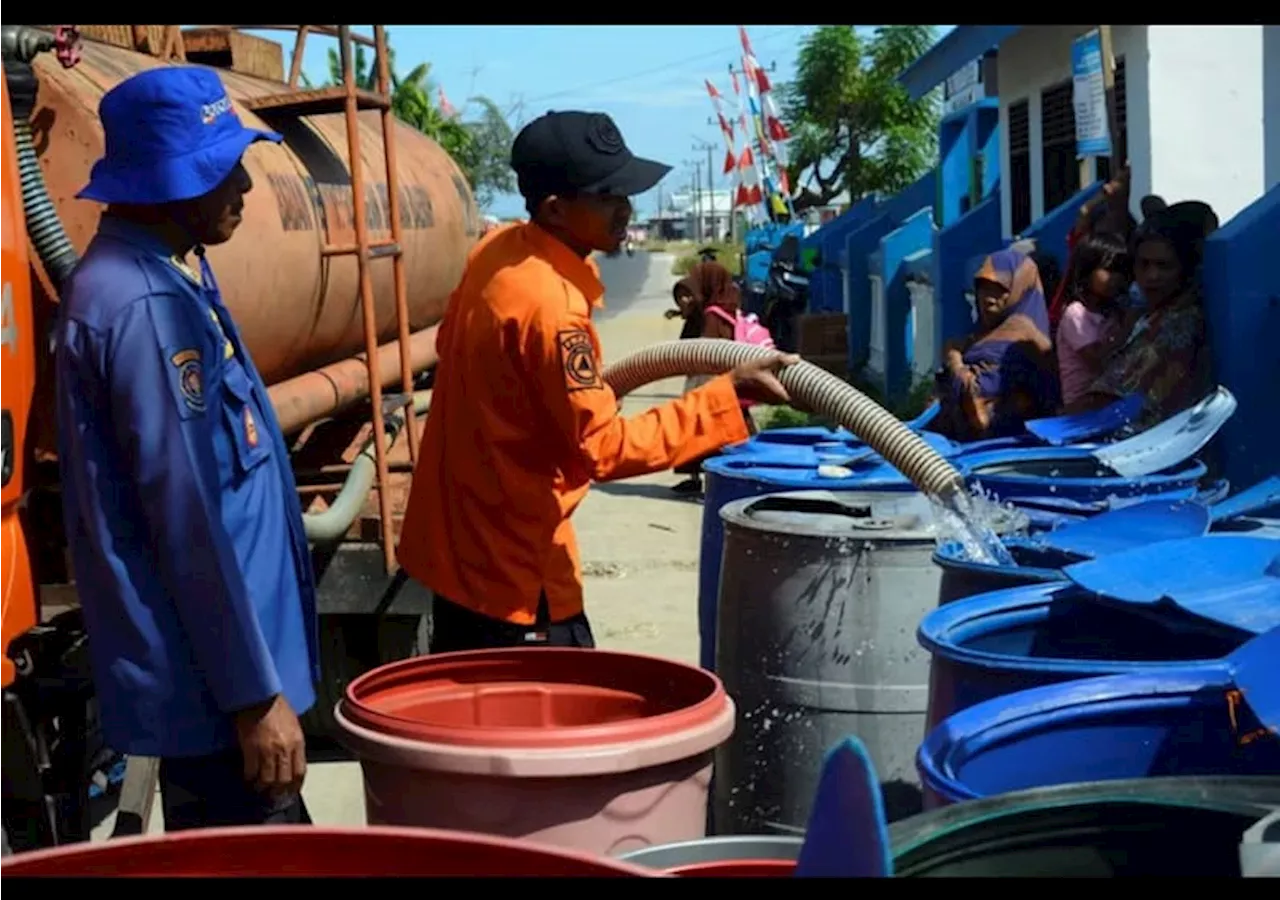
<box><xmin>1096</xmin><ymin>56</ymin><xmax>1127</xmax><ymax>183</ymax></box>
<box><xmin>1008</xmin><ymin>99</ymin><xmax>1032</xmax><ymax>234</ymax></box>
<box><xmin>1041</xmin><ymin>79</ymin><xmax>1080</xmax><ymax>213</ymax></box>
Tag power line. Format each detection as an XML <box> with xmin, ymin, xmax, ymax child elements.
<box><xmin>523</xmin><ymin>26</ymin><xmax>806</xmax><ymax>106</ymax></box>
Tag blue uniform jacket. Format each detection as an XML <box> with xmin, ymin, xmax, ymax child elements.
<box><xmin>54</xmin><ymin>216</ymin><xmax>319</xmax><ymax>758</ymax></box>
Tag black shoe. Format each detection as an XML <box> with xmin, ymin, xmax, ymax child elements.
<box><xmin>672</xmin><ymin>477</ymin><xmax>703</xmax><ymax>497</ymax></box>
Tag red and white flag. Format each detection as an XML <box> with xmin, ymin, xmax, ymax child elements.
<box><xmin>438</xmin><ymin>86</ymin><xmax>459</xmax><ymax>119</ymax></box>
<box><xmin>704</xmin><ymin>80</ymin><xmax>738</xmax><ymax>176</ymax></box>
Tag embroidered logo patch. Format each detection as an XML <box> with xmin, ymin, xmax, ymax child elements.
<box><xmin>170</xmin><ymin>349</ymin><xmax>204</xmax><ymax>412</ymax></box>
<box><xmin>558</xmin><ymin>328</ymin><xmax>602</xmax><ymax>392</ymax></box>
<box><xmin>244</xmin><ymin>407</ymin><xmax>259</xmax><ymax>448</ymax></box>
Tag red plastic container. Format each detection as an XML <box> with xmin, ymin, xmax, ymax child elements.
<box><xmin>0</xmin><ymin>826</ymin><xmax>664</xmax><ymax>877</ymax></box>
<box><xmin>334</xmin><ymin>648</ymin><xmax>736</xmax><ymax>857</ymax></box>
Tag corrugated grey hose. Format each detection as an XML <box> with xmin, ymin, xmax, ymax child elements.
<box><xmin>303</xmin><ymin>391</ymin><xmax>432</xmax><ymax>542</ymax></box>
<box><xmin>601</xmin><ymin>339</ymin><xmax>966</xmax><ymax>501</ymax></box>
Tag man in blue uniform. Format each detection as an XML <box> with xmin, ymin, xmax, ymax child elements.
<box><xmin>54</xmin><ymin>66</ymin><xmax>319</xmax><ymax>830</ymax></box>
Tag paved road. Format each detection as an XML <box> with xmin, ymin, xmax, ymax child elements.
<box><xmin>595</xmin><ymin>250</ymin><xmax>679</xmax><ymax>319</ymax></box>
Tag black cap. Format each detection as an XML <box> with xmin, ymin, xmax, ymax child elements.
<box><xmin>511</xmin><ymin>111</ymin><xmax>671</xmax><ymax>201</ymax></box>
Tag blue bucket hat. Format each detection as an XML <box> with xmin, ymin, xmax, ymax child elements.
<box><xmin>78</xmin><ymin>66</ymin><xmax>282</xmax><ymax>205</ymax></box>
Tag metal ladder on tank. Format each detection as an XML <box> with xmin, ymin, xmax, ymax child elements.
<box><xmin>233</xmin><ymin>25</ymin><xmax>420</xmax><ymax>574</ymax></box>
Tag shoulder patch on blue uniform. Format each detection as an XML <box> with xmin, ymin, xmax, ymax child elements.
<box><xmin>169</xmin><ymin>348</ymin><xmax>206</xmax><ymax>414</ymax></box>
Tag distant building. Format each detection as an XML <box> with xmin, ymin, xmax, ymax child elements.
<box><xmin>666</xmin><ymin>189</ymin><xmax>734</xmax><ymax>242</ymax></box>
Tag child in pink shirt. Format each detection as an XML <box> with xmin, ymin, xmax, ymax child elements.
<box><xmin>1056</xmin><ymin>232</ymin><xmax>1131</xmax><ymax>412</ymax></box>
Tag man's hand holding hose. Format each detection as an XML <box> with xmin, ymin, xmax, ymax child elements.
<box><xmin>729</xmin><ymin>352</ymin><xmax>803</xmax><ymax>407</ymax></box>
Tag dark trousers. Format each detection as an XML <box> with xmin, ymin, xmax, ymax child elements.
<box><xmin>159</xmin><ymin>747</ymin><xmax>311</xmax><ymax>832</ymax></box>
<box><xmin>429</xmin><ymin>591</ymin><xmax>595</xmax><ymax>654</ymax></box>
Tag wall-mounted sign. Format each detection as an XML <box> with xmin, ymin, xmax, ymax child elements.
<box><xmin>1071</xmin><ymin>29</ymin><xmax>1112</xmax><ymax>158</ymax></box>
<box><xmin>943</xmin><ymin>60</ymin><xmax>986</xmax><ymax>116</ymax></box>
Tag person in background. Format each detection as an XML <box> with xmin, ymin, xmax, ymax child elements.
<box><xmin>397</xmin><ymin>111</ymin><xmax>798</xmax><ymax>653</ymax></box>
<box><xmin>1028</xmin><ymin>249</ymin><xmax>1063</xmax><ymax>311</ymax></box>
<box><xmin>934</xmin><ymin>248</ymin><xmax>1060</xmax><ymax>442</ymax></box>
<box><xmin>1140</xmin><ymin>194</ymin><xmax>1169</xmax><ymax>222</ymax></box>
<box><xmin>1055</xmin><ymin>232</ymin><xmax>1132</xmax><ymax>413</ymax></box>
<box><xmin>53</xmin><ymin>68</ymin><xmax>317</xmax><ymax>831</ymax></box>
<box><xmin>1077</xmin><ymin>202</ymin><xmax>1219</xmax><ymax>427</ymax></box>
<box><xmin>1048</xmin><ymin>167</ymin><xmax>1136</xmax><ymax>334</ymax></box>
<box><xmin>665</xmin><ymin>261</ymin><xmax>756</xmax><ymax>495</ymax></box>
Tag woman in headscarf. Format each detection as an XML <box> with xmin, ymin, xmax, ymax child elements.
<box><xmin>1076</xmin><ymin>202</ymin><xmax>1218</xmax><ymax>427</ymax></box>
<box><xmin>665</xmin><ymin>260</ymin><xmax>753</xmax><ymax>495</ymax></box>
<box><xmin>933</xmin><ymin>248</ymin><xmax>1060</xmax><ymax>442</ymax></box>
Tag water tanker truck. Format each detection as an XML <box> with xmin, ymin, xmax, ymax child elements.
<box><xmin>1</xmin><ymin>24</ymin><xmax>478</xmax><ymax>850</ymax></box>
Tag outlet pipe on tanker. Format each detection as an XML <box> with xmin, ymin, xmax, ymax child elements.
<box><xmin>602</xmin><ymin>339</ymin><xmax>966</xmax><ymax>501</ymax></box>
<box><xmin>302</xmin><ymin>390</ymin><xmax>431</xmax><ymax>543</ymax></box>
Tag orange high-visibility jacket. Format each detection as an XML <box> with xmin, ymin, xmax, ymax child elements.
<box><xmin>398</xmin><ymin>222</ymin><xmax>750</xmax><ymax>624</ymax></box>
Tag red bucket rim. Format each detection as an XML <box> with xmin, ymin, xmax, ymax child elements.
<box><xmin>339</xmin><ymin>647</ymin><xmax>731</xmax><ymax>749</ymax></box>
<box><xmin>0</xmin><ymin>825</ymin><xmax>664</xmax><ymax>877</ymax></box>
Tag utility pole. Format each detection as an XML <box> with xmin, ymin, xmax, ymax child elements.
<box><xmin>684</xmin><ymin>158</ymin><xmax>703</xmax><ymax>242</ymax></box>
<box><xmin>693</xmin><ymin>137</ymin><xmax>716</xmax><ymax>242</ymax></box>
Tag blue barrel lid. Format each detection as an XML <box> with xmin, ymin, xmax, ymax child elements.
<box><xmin>1063</xmin><ymin>534</ymin><xmax>1279</xmax><ymax>603</ymax></box>
<box><xmin>1037</xmin><ymin>497</ymin><xmax>1212</xmax><ymax>559</ymax></box>
<box><xmin>1230</xmin><ymin>625</ymin><xmax>1279</xmax><ymax>738</ymax></box>
<box><xmin>1023</xmin><ymin>393</ymin><xmax>1143</xmax><ymax>446</ymax></box>
<box><xmin>1092</xmin><ymin>386</ymin><xmax>1237</xmax><ymax>479</ymax></box>
<box><xmin>795</xmin><ymin>736</ymin><xmax>892</xmax><ymax>878</ymax></box>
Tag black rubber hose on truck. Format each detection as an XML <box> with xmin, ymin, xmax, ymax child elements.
<box><xmin>601</xmin><ymin>338</ymin><xmax>967</xmax><ymax>502</ymax></box>
<box><xmin>3</xmin><ymin>28</ymin><xmax>81</xmax><ymax>289</ymax></box>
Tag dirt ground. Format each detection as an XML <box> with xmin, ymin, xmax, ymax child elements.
<box><xmin>89</xmin><ymin>250</ymin><xmax>717</xmax><ymax>837</ymax></box>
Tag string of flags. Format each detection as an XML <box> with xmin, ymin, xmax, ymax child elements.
<box><xmin>700</xmin><ymin>25</ymin><xmax>796</xmax><ymax>223</ymax></box>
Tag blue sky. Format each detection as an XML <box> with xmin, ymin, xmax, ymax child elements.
<box><xmin>245</xmin><ymin>25</ymin><xmax>952</xmax><ymax>220</ymax></box>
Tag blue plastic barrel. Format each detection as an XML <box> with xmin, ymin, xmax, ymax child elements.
<box><xmin>931</xmin><ymin>537</ymin><xmax>1072</xmax><ymax>605</ymax></box>
<box><xmin>917</xmin><ymin>539</ymin><xmax>1280</xmax><ymax>735</ymax></box>
<box><xmin>698</xmin><ymin>436</ymin><xmax>957</xmax><ymax>672</ymax></box>
<box><xmin>917</xmin><ymin>661</ymin><xmax>1280</xmax><ymax>806</ymax></box>
<box><xmin>959</xmin><ymin>446</ymin><xmax>1207</xmax><ymax>505</ymax></box>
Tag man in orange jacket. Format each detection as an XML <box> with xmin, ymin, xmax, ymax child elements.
<box><xmin>398</xmin><ymin>110</ymin><xmax>796</xmax><ymax>652</ymax></box>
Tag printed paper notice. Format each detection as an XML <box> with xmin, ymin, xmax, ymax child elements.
<box><xmin>1071</xmin><ymin>30</ymin><xmax>1112</xmax><ymax>159</ymax></box>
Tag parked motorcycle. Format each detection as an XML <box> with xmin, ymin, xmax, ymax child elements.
<box><xmin>760</xmin><ymin>234</ymin><xmax>810</xmax><ymax>353</ymax></box>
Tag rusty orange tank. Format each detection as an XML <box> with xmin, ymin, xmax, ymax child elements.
<box><xmin>29</xmin><ymin>37</ymin><xmax>480</xmax><ymax>387</ymax></box>
<box><xmin>2</xmin><ymin>76</ymin><xmax>40</xmax><ymax>688</ymax></box>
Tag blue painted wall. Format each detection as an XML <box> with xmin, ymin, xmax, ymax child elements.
<box><xmin>879</xmin><ymin>207</ymin><xmax>937</xmax><ymax>400</ymax></box>
<box><xmin>842</xmin><ymin>171</ymin><xmax>939</xmax><ymax>369</ymax></box>
<box><xmin>1202</xmin><ymin>184</ymin><xmax>1280</xmax><ymax>502</ymax></box>
<box><xmin>803</xmin><ymin>197</ymin><xmax>878</xmax><ymax>313</ymax></box>
<box><xmin>931</xmin><ymin>193</ymin><xmax>1003</xmax><ymax>350</ymax></box>
<box><xmin>938</xmin><ymin>98</ymin><xmax>1001</xmax><ymax>229</ymax></box>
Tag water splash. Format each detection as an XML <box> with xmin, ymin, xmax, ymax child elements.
<box><xmin>929</xmin><ymin>485</ymin><xmax>1022</xmax><ymax>567</ymax></box>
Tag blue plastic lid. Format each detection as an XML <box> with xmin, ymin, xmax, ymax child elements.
<box><xmin>1211</xmin><ymin>475</ymin><xmax>1280</xmax><ymax>523</ymax></box>
<box><xmin>1063</xmin><ymin>535</ymin><xmax>1280</xmax><ymax>603</ymax></box>
<box><xmin>1092</xmin><ymin>386</ymin><xmax>1237</xmax><ymax>479</ymax></box>
<box><xmin>1024</xmin><ymin>393</ymin><xmax>1143</xmax><ymax>446</ymax></box>
<box><xmin>1037</xmin><ymin>497</ymin><xmax>1212</xmax><ymax>560</ymax></box>
<box><xmin>1229</xmin><ymin>625</ymin><xmax>1280</xmax><ymax>735</ymax></box>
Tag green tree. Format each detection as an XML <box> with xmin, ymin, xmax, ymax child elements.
<box><xmin>302</xmin><ymin>38</ymin><xmax>514</xmax><ymax>210</ymax></box>
<box><xmin>782</xmin><ymin>25</ymin><xmax>939</xmax><ymax>213</ymax></box>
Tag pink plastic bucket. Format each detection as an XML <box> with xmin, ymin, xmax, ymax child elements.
<box><xmin>0</xmin><ymin>826</ymin><xmax>663</xmax><ymax>877</ymax></box>
<box><xmin>334</xmin><ymin>648</ymin><xmax>736</xmax><ymax>856</ymax></box>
